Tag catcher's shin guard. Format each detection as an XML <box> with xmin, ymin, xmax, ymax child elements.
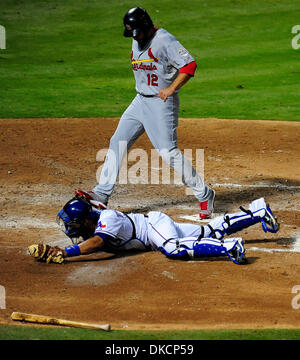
<box><xmin>160</xmin><ymin>238</ymin><xmax>229</xmax><ymax>260</ymax></box>
<box><xmin>159</xmin><ymin>245</ymin><xmax>191</xmax><ymax>260</ymax></box>
<box><xmin>192</xmin><ymin>237</ymin><xmax>246</xmax><ymax>264</ymax></box>
<box><xmin>159</xmin><ymin>237</ymin><xmax>246</xmax><ymax>264</ymax></box>
<box><xmin>206</xmin><ymin>198</ymin><xmax>277</xmax><ymax>240</ymax></box>
<box><xmin>206</xmin><ymin>211</ymin><xmax>261</xmax><ymax>240</ymax></box>
<box><xmin>193</xmin><ymin>238</ymin><xmax>227</xmax><ymax>258</ymax></box>
<box><xmin>224</xmin><ymin>213</ymin><xmax>261</xmax><ymax>237</ymax></box>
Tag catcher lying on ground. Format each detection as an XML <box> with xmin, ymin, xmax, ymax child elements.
<box><xmin>28</xmin><ymin>192</ymin><xmax>279</xmax><ymax>265</ymax></box>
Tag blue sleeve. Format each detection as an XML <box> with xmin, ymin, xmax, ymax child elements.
<box><xmin>94</xmin><ymin>232</ymin><xmax>115</xmax><ymax>244</ymax></box>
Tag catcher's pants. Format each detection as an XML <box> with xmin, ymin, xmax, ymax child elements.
<box><xmin>146</xmin><ymin>198</ymin><xmax>267</xmax><ymax>259</ymax></box>
<box><xmin>93</xmin><ymin>93</ymin><xmax>211</xmax><ymax>203</ymax></box>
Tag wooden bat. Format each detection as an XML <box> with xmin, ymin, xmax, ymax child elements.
<box><xmin>11</xmin><ymin>312</ymin><xmax>111</xmax><ymax>331</ymax></box>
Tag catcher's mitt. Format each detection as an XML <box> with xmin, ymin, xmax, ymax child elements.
<box><xmin>28</xmin><ymin>244</ymin><xmax>64</xmax><ymax>264</ymax></box>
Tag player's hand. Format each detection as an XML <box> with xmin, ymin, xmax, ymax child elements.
<box><xmin>28</xmin><ymin>244</ymin><xmax>65</xmax><ymax>264</ymax></box>
<box><xmin>47</xmin><ymin>246</ymin><xmax>64</xmax><ymax>258</ymax></box>
<box><xmin>157</xmin><ymin>87</ymin><xmax>175</xmax><ymax>102</ymax></box>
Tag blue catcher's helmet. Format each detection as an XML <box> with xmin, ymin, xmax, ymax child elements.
<box><xmin>56</xmin><ymin>198</ymin><xmax>100</xmax><ymax>243</ymax></box>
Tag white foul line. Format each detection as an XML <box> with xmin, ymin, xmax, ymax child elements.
<box><xmin>213</xmin><ymin>182</ymin><xmax>300</xmax><ymax>190</ymax></box>
<box><xmin>247</xmin><ymin>246</ymin><xmax>299</xmax><ymax>253</ymax></box>
<box><xmin>248</xmin><ymin>235</ymin><xmax>300</xmax><ymax>254</ymax></box>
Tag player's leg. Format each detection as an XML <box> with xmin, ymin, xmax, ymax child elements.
<box><xmin>157</xmin><ymin>235</ymin><xmax>246</xmax><ymax>264</ymax></box>
<box><xmin>202</xmin><ymin>197</ymin><xmax>280</xmax><ymax>240</ymax></box>
<box><xmin>142</xmin><ymin>95</ymin><xmax>215</xmax><ymax>218</ymax></box>
<box><xmin>174</xmin><ymin>222</ymin><xmax>203</xmax><ymax>238</ymax></box>
<box><xmin>147</xmin><ymin>211</ymin><xmax>181</xmax><ymax>250</ymax></box>
<box><xmin>171</xmin><ymin>197</ymin><xmax>279</xmax><ymax>248</ymax></box>
<box><xmin>92</xmin><ymin>96</ymin><xmax>145</xmax><ymax>204</ymax></box>
<box><xmin>147</xmin><ymin>211</ymin><xmax>196</xmax><ymax>259</ymax></box>
<box><xmin>192</xmin><ymin>237</ymin><xmax>245</xmax><ymax>264</ymax></box>
<box><xmin>147</xmin><ymin>212</ymin><xmax>245</xmax><ymax>264</ymax></box>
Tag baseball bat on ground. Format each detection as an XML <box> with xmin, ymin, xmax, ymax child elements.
<box><xmin>11</xmin><ymin>312</ymin><xmax>111</xmax><ymax>331</ymax></box>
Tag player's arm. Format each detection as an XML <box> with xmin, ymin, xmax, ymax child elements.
<box><xmin>77</xmin><ymin>235</ymin><xmax>104</xmax><ymax>255</ymax></box>
<box><xmin>158</xmin><ymin>73</ymin><xmax>192</xmax><ymax>102</ymax></box>
<box><xmin>48</xmin><ymin>235</ymin><xmax>104</xmax><ymax>258</ymax></box>
<box><xmin>158</xmin><ymin>61</ymin><xmax>197</xmax><ymax>102</ymax></box>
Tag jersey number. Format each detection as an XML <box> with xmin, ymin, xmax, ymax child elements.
<box><xmin>147</xmin><ymin>74</ymin><xmax>158</xmax><ymax>86</ymax></box>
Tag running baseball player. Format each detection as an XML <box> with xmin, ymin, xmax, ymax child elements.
<box><xmin>77</xmin><ymin>7</ymin><xmax>215</xmax><ymax>219</ymax></box>
<box><xmin>28</xmin><ymin>197</ymin><xmax>279</xmax><ymax>265</ymax></box>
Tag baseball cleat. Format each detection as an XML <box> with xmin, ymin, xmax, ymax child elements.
<box><xmin>199</xmin><ymin>189</ymin><xmax>215</xmax><ymax>220</ymax></box>
<box><xmin>227</xmin><ymin>238</ymin><xmax>247</xmax><ymax>265</ymax></box>
<box><xmin>74</xmin><ymin>189</ymin><xmax>107</xmax><ymax>210</ymax></box>
<box><xmin>261</xmin><ymin>204</ymin><xmax>280</xmax><ymax>233</ymax></box>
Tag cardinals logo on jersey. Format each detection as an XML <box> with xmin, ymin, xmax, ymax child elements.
<box><xmin>147</xmin><ymin>48</ymin><xmax>158</xmax><ymax>62</ymax></box>
<box><xmin>131</xmin><ymin>48</ymin><xmax>158</xmax><ymax>71</ymax></box>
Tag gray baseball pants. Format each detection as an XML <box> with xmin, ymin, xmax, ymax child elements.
<box><xmin>93</xmin><ymin>93</ymin><xmax>211</xmax><ymax>203</ymax></box>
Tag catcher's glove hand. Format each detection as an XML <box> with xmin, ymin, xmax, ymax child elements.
<box><xmin>28</xmin><ymin>243</ymin><xmax>65</xmax><ymax>264</ymax></box>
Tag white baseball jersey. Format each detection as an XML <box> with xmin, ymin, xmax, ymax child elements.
<box><xmin>131</xmin><ymin>28</ymin><xmax>195</xmax><ymax>95</ymax></box>
<box><xmin>94</xmin><ymin>209</ymin><xmax>151</xmax><ymax>251</ymax></box>
<box><xmin>93</xmin><ymin>209</ymin><xmax>203</xmax><ymax>253</ymax></box>
<box><xmin>91</xmin><ymin>198</ymin><xmax>268</xmax><ymax>260</ymax></box>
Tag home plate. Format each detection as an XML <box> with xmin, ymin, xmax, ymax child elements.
<box><xmin>179</xmin><ymin>213</ymin><xmax>223</xmax><ymax>223</ymax></box>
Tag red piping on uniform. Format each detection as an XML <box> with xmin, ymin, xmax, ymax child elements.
<box><xmin>179</xmin><ymin>61</ymin><xmax>197</xmax><ymax>76</ymax></box>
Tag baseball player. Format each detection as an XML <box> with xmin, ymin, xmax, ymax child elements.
<box><xmin>30</xmin><ymin>196</ymin><xmax>279</xmax><ymax>265</ymax></box>
<box><xmin>77</xmin><ymin>7</ymin><xmax>215</xmax><ymax>219</ymax></box>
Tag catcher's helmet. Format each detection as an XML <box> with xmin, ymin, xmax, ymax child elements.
<box><xmin>56</xmin><ymin>198</ymin><xmax>100</xmax><ymax>242</ymax></box>
<box><xmin>123</xmin><ymin>7</ymin><xmax>154</xmax><ymax>38</ymax></box>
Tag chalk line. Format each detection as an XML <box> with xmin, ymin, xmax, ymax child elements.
<box><xmin>212</xmin><ymin>182</ymin><xmax>300</xmax><ymax>190</ymax></box>
<box><xmin>248</xmin><ymin>235</ymin><xmax>300</xmax><ymax>254</ymax></box>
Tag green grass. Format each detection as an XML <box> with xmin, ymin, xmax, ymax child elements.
<box><xmin>0</xmin><ymin>0</ymin><xmax>300</xmax><ymax>120</ymax></box>
<box><xmin>1</xmin><ymin>325</ymin><xmax>300</xmax><ymax>340</ymax></box>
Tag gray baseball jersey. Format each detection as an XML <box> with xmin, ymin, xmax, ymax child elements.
<box><xmin>131</xmin><ymin>28</ymin><xmax>194</xmax><ymax>95</ymax></box>
<box><xmin>93</xmin><ymin>27</ymin><xmax>212</xmax><ymax>204</ymax></box>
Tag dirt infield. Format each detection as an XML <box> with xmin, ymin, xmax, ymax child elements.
<box><xmin>0</xmin><ymin>117</ymin><xmax>300</xmax><ymax>330</ymax></box>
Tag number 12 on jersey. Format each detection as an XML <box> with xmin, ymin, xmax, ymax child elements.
<box><xmin>147</xmin><ymin>73</ymin><xmax>158</xmax><ymax>86</ymax></box>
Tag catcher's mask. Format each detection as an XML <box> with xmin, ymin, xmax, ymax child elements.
<box><xmin>123</xmin><ymin>7</ymin><xmax>154</xmax><ymax>38</ymax></box>
<box><xmin>56</xmin><ymin>198</ymin><xmax>100</xmax><ymax>243</ymax></box>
